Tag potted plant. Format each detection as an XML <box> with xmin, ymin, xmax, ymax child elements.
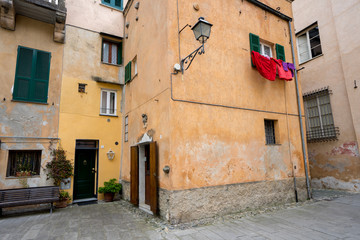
<box><xmin>99</xmin><ymin>178</ymin><xmax>122</xmax><ymax>202</ymax></box>
<box><xmin>45</xmin><ymin>147</ymin><xmax>73</xmax><ymax>186</ymax></box>
<box><xmin>56</xmin><ymin>191</ymin><xmax>71</xmax><ymax>208</ymax></box>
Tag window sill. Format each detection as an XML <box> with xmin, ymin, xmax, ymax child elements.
<box><xmin>11</xmin><ymin>99</ymin><xmax>48</xmax><ymax>105</ymax></box>
<box><xmin>131</xmin><ymin>73</ymin><xmax>138</xmax><ymax>81</ymax></box>
<box><xmin>100</xmin><ymin>3</ymin><xmax>123</xmax><ymax>12</ymax></box>
<box><xmin>99</xmin><ymin>114</ymin><xmax>118</xmax><ymax>117</ymax></box>
<box><xmin>266</xmin><ymin>143</ymin><xmax>281</xmax><ymax>146</ymax></box>
<box><xmin>6</xmin><ymin>175</ymin><xmax>40</xmax><ymax>179</ymax></box>
<box><xmin>299</xmin><ymin>54</ymin><xmax>323</xmax><ymax>65</ymax></box>
<box><xmin>101</xmin><ymin>61</ymin><xmax>122</xmax><ymax>67</ymax></box>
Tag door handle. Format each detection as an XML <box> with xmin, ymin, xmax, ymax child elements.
<box><xmin>92</xmin><ymin>168</ymin><xmax>96</xmax><ymax>173</ymax></box>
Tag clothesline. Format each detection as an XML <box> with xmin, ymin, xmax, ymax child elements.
<box><xmin>251</xmin><ymin>51</ymin><xmax>295</xmax><ymax>81</ymax></box>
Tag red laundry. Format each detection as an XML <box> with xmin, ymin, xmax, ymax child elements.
<box><xmin>273</xmin><ymin>59</ymin><xmax>293</xmax><ymax>81</ymax></box>
<box><xmin>251</xmin><ymin>51</ymin><xmax>276</xmax><ymax>81</ymax></box>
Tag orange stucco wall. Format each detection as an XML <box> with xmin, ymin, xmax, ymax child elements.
<box><xmin>122</xmin><ymin>0</ymin><xmax>308</xmax><ymax>192</ymax></box>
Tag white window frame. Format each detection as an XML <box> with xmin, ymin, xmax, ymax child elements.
<box><xmin>260</xmin><ymin>42</ymin><xmax>272</xmax><ymax>58</ymax></box>
<box><xmin>100</xmin><ymin>89</ymin><xmax>117</xmax><ymax>116</ymax></box>
<box><xmin>296</xmin><ymin>25</ymin><xmax>322</xmax><ymax>64</ymax></box>
<box><xmin>102</xmin><ymin>40</ymin><xmax>121</xmax><ymax>65</ymax></box>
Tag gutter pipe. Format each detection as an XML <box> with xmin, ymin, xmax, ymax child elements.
<box><xmin>288</xmin><ymin>21</ymin><xmax>311</xmax><ymax>199</ymax></box>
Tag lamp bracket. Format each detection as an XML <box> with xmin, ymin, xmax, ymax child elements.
<box><xmin>180</xmin><ymin>44</ymin><xmax>205</xmax><ymax>73</ymax></box>
<box><xmin>179</xmin><ymin>24</ymin><xmax>192</xmax><ymax>34</ymax></box>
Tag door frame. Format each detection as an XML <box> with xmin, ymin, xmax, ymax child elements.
<box><xmin>73</xmin><ymin>139</ymin><xmax>99</xmax><ymax>200</ymax></box>
<box><xmin>130</xmin><ymin>141</ymin><xmax>158</xmax><ymax>215</ymax></box>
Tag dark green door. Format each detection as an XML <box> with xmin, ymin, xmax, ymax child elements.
<box><xmin>74</xmin><ymin>149</ymin><xmax>96</xmax><ymax>200</ymax></box>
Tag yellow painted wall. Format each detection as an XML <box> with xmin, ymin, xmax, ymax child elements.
<box><xmin>122</xmin><ymin>0</ymin><xmax>308</xmax><ymax>192</ymax></box>
<box><xmin>0</xmin><ymin>16</ymin><xmax>64</xmax><ymax>189</ymax></box>
<box><xmin>58</xmin><ymin>25</ymin><xmax>123</xmax><ymax>200</ymax></box>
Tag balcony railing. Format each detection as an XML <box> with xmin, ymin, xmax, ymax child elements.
<box><xmin>306</xmin><ymin>126</ymin><xmax>340</xmax><ymax>143</ymax></box>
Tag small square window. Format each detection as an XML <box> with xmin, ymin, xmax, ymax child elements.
<box><xmin>264</xmin><ymin>120</ymin><xmax>277</xmax><ymax>145</ymax></box>
<box><xmin>124</xmin><ymin>115</ymin><xmax>128</xmax><ymax>142</ymax></box>
<box><xmin>7</xmin><ymin>150</ymin><xmax>42</xmax><ymax>177</ymax></box>
<box><xmin>102</xmin><ymin>40</ymin><xmax>122</xmax><ymax>65</ymax></box>
<box><xmin>100</xmin><ymin>89</ymin><xmax>117</xmax><ymax>116</ymax></box>
<box><xmin>78</xmin><ymin>83</ymin><xmax>86</xmax><ymax>93</ymax></box>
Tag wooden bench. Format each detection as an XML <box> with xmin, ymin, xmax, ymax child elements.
<box><xmin>0</xmin><ymin>186</ymin><xmax>60</xmax><ymax>216</ymax></box>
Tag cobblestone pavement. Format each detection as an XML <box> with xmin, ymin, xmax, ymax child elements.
<box><xmin>0</xmin><ymin>190</ymin><xmax>359</xmax><ymax>240</ymax></box>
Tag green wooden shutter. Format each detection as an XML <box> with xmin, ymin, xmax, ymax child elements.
<box><xmin>32</xmin><ymin>50</ymin><xmax>51</xmax><ymax>103</ymax></box>
<box><xmin>117</xmin><ymin>42</ymin><xmax>122</xmax><ymax>65</ymax></box>
<box><xmin>13</xmin><ymin>46</ymin><xmax>50</xmax><ymax>103</ymax></box>
<box><xmin>249</xmin><ymin>33</ymin><xmax>260</xmax><ymax>67</ymax></box>
<box><xmin>13</xmin><ymin>47</ymin><xmax>34</xmax><ymax>101</ymax></box>
<box><xmin>276</xmin><ymin>44</ymin><xmax>286</xmax><ymax>61</ymax></box>
<box><xmin>125</xmin><ymin>61</ymin><xmax>131</xmax><ymax>83</ymax></box>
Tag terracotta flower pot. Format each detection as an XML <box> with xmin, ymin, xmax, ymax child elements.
<box><xmin>56</xmin><ymin>199</ymin><xmax>68</xmax><ymax>208</ymax></box>
<box><xmin>104</xmin><ymin>192</ymin><xmax>115</xmax><ymax>202</ymax></box>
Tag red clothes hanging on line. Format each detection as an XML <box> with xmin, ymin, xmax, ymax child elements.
<box><xmin>251</xmin><ymin>51</ymin><xmax>276</xmax><ymax>81</ymax></box>
<box><xmin>251</xmin><ymin>51</ymin><xmax>293</xmax><ymax>81</ymax></box>
<box><xmin>273</xmin><ymin>59</ymin><xmax>293</xmax><ymax>81</ymax></box>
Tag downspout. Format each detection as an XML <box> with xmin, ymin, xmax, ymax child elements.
<box><xmin>288</xmin><ymin>21</ymin><xmax>311</xmax><ymax>199</ymax></box>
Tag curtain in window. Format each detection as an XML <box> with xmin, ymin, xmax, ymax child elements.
<box><xmin>111</xmin><ymin>44</ymin><xmax>117</xmax><ymax>65</ymax></box>
<box><xmin>103</xmin><ymin>42</ymin><xmax>109</xmax><ymax>64</ymax></box>
<box><xmin>101</xmin><ymin>91</ymin><xmax>107</xmax><ymax>114</ymax></box>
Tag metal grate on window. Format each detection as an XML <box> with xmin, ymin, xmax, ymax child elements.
<box><xmin>264</xmin><ymin>120</ymin><xmax>276</xmax><ymax>145</ymax></box>
<box><xmin>7</xmin><ymin>150</ymin><xmax>42</xmax><ymax>177</ymax></box>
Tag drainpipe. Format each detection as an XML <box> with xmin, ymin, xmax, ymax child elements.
<box><xmin>288</xmin><ymin>21</ymin><xmax>311</xmax><ymax>199</ymax></box>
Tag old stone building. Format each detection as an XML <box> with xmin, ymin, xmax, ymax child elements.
<box><xmin>121</xmin><ymin>0</ymin><xmax>310</xmax><ymax>223</ymax></box>
<box><xmin>293</xmin><ymin>0</ymin><xmax>360</xmax><ymax>192</ymax></box>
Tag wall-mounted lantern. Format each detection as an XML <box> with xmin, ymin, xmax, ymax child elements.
<box><xmin>107</xmin><ymin>149</ymin><xmax>115</xmax><ymax>160</ymax></box>
<box><xmin>180</xmin><ymin>17</ymin><xmax>213</xmax><ymax>73</ymax></box>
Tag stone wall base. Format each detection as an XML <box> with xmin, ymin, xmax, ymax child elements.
<box><xmin>122</xmin><ymin>177</ymin><xmax>308</xmax><ymax>224</ymax></box>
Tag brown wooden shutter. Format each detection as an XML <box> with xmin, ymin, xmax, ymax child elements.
<box><xmin>130</xmin><ymin>146</ymin><xmax>139</xmax><ymax>206</ymax></box>
<box><xmin>149</xmin><ymin>142</ymin><xmax>158</xmax><ymax>215</ymax></box>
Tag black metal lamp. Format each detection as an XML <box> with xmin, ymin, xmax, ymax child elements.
<box><xmin>180</xmin><ymin>17</ymin><xmax>213</xmax><ymax>73</ymax></box>
<box><xmin>191</xmin><ymin>17</ymin><xmax>213</xmax><ymax>44</ymax></box>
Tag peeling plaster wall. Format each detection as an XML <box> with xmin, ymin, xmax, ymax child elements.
<box><xmin>293</xmin><ymin>0</ymin><xmax>360</xmax><ymax>192</ymax></box>
<box><xmin>0</xmin><ymin>16</ymin><xmax>63</xmax><ymax>189</ymax></box>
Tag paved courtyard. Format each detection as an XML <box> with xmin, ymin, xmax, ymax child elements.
<box><xmin>0</xmin><ymin>190</ymin><xmax>359</xmax><ymax>240</ymax></box>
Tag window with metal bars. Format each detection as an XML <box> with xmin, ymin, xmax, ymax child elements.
<box><xmin>101</xmin><ymin>0</ymin><xmax>123</xmax><ymax>10</ymax></box>
<box><xmin>264</xmin><ymin>120</ymin><xmax>276</xmax><ymax>145</ymax></box>
<box><xmin>7</xmin><ymin>150</ymin><xmax>42</xmax><ymax>177</ymax></box>
<box><xmin>100</xmin><ymin>89</ymin><xmax>117</xmax><ymax>116</ymax></box>
<box><xmin>304</xmin><ymin>89</ymin><xmax>338</xmax><ymax>142</ymax></box>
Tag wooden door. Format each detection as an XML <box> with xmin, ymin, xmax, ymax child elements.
<box><xmin>149</xmin><ymin>142</ymin><xmax>158</xmax><ymax>214</ymax></box>
<box><xmin>145</xmin><ymin>145</ymin><xmax>150</xmax><ymax>205</ymax></box>
<box><xmin>74</xmin><ymin>149</ymin><xmax>96</xmax><ymax>200</ymax></box>
<box><xmin>130</xmin><ymin>146</ymin><xmax>139</xmax><ymax>206</ymax></box>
